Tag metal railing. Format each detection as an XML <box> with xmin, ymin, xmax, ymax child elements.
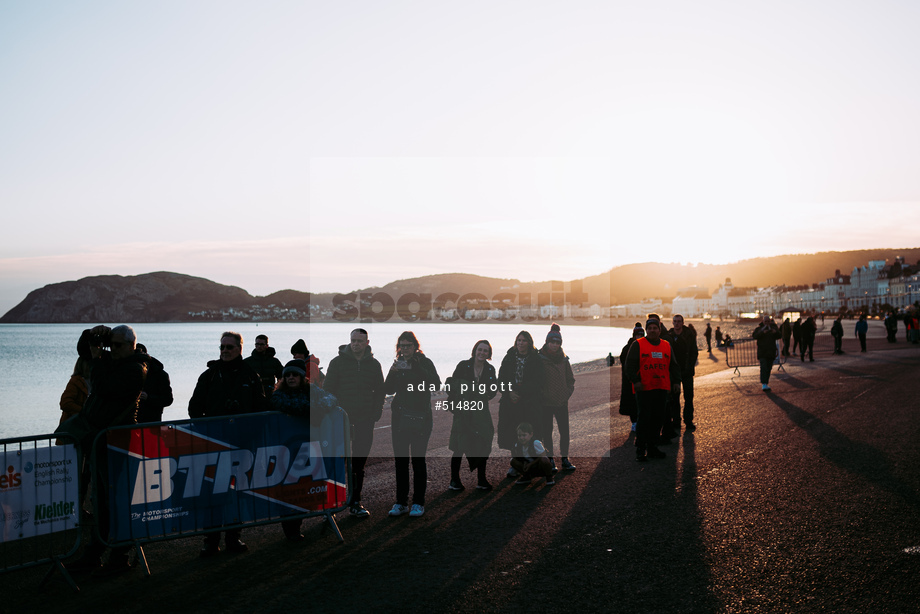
<box><xmin>1</xmin><ymin>432</ymin><xmax>83</xmax><ymax>592</ymax></box>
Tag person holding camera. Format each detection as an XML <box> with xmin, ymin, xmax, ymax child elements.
<box><xmin>752</xmin><ymin>315</ymin><xmax>782</xmax><ymax>391</ymax></box>
<box><xmin>62</xmin><ymin>324</ymin><xmax>147</xmax><ymax>576</ymax></box>
<box><xmin>188</xmin><ymin>331</ymin><xmax>267</xmax><ymax>557</ymax></box>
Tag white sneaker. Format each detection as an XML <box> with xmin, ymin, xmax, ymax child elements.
<box><xmin>408</xmin><ymin>504</ymin><xmax>425</xmax><ymax>517</ymax></box>
<box><xmin>388</xmin><ymin>504</ymin><xmax>409</xmax><ymax>517</ymax></box>
<box><xmin>507</xmin><ymin>467</ymin><xmax>520</xmax><ymax>478</ymax></box>
<box><xmin>762</xmin><ymin>384</ymin><xmax>771</xmax><ymax>391</ymax></box>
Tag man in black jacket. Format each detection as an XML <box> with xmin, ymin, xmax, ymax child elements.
<box><xmin>243</xmin><ymin>334</ymin><xmax>284</xmax><ymax>397</ymax></box>
<box><xmin>669</xmin><ymin>315</ymin><xmax>700</xmax><ymax>431</ymax></box>
<box><xmin>188</xmin><ymin>331</ymin><xmax>266</xmax><ymax>557</ymax></box>
<box><xmin>323</xmin><ymin>328</ymin><xmax>385</xmax><ymax>518</ymax></box>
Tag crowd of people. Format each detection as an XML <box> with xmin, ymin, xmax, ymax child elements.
<box><xmin>55</xmin><ymin>308</ymin><xmax>919</xmax><ymax>577</ymax></box>
<box><xmin>55</xmin><ymin>323</ymin><xmax>578</xmax><ymax>575</ymax></box>
<box><xmin>618</xmin><ymin>314</ymin><xmax>698</xmax><ymax>462</ymax></box>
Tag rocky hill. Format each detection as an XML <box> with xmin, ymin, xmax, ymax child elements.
<box><xmin>0</xmin><ymin>272</ymin><xmax>255</xmax><ymax>323</ymax></box>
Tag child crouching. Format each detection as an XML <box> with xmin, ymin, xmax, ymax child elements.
<box><xmin>510</xmin><ymin>422</ymin><xmax>554</xmax><ymax>485</ymax></box>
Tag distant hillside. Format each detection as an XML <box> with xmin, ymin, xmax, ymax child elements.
<box><xmin>3</xmin><ymin>248</ymin><xmax>919</xmax><ymax>322</ymax></box>
<box><xmin>0</xmin><ymin>272</ymin><xmax>254</xmax><ymax>323</ymax></box>
<box><xmin>597</xmin><ymin>248</ymin><xmax>920</xmax><ymax>304</ymax></box>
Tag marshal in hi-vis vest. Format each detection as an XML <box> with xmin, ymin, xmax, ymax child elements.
<box><xmin>636</xmin><ymin>337</ymin><xmax>672</xmax><ymax>392</ymax></box>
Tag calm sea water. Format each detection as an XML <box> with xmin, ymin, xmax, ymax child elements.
<box><xmin>0</xmin><ymin>322</ymin><xmax>630</xmax><ymax>440</ymax></box>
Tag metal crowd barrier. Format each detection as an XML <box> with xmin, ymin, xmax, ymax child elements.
<box><xmin>0</xmin><ymin>432</ymin><xmax>83</xmax><ymax>592</ymax></box>
<box><xmin>94</xmin><ymin>409</ymin><xmax>351</xmax><ymax>575</ymax></box>
<box><xmin>724</xmin><ymin>339</ymin><xmax>787</xmax><ymax>376</ymax></box>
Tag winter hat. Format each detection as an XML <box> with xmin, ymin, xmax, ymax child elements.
<box><xmin>645</xmin><ymin>318</ymin><xmax>661</xmax><ymax>331</ymax></box>
<box><xmin>282</xmin><ymin>359</ymin><xmax>307</xmax><ymax>377</ymax></box>
<box><xmin>290</xmin><ymin>339</ymin><xmax>309</xmax><ymax>356</ymax></box>
<box><xmin>632</xmin><ymin>324</ymin><xmax>645</xmax><ymax>337</ymax></box>
<box><xmin>546</xmin><ymin>323</ymin><xmax>562</xmax><ymax>344</ymax></box>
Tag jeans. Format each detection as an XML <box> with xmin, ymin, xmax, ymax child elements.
<box><xmin>392</xmin><ymin>413</ymin><xmax>432</xmax><ymax>506</ymax></box>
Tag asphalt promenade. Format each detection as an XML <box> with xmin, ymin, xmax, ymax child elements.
<box><xmin>5</xmin><ymin>327</ymin><xmax>920</xmax><ymax>613</ymax></box>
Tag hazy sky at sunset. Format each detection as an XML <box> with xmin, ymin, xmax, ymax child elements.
<box><xmin>2</xmin><ymin>1</ymin><xmax>920</xmax><ymax>315</ymax></box>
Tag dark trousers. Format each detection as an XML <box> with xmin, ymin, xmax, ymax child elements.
<box><xmin>667</xmin><ymin>376</ymin><xmax>695</xmax><ymax>428</ymax></box>
<box><xmin>759</xmin><ymin>358</ymin><xmax>774</xmax><ymax>384</ymax></box>
<box><xmin>392</xmin><ymin>416</ymin><xmax>432</xmax><ymax>506</ymax></box>
<box><xmin>781</xmin><ymin>337</ymin><xmax>791</xmax><ymax>356</ymax></box>
<box><xmin>350</xmin><ymin>420</ymin><xmax>375</xmax><ymax>503</ymax></box>
<box><xmin>540</xmin><ymin>404</ymin><xmax>570</xmax><ymax>458</ymax></box>
<box><xmin>833</xmin><ymin>335</ymin><xmax>843</xmax><ymax>353</ymax></box>
<box><xmin>858</xmin><ymin>332</ymin><xmax>867</xmax><ymax>352</ymax></box>
<box><xmin>635</xmin><ymin>390</ymin><xmax>668</xmax><ymax>452</ymax></box>
<box><xmin>800</xmin><ymin>339</ymin><xmax>814</xmax><ymax>361</ymax></box>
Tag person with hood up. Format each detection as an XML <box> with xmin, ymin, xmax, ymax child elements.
<box><xmin>135</xmin><ymin>343</ymin><xmax>173</xmax><ymax>422</ymax></box>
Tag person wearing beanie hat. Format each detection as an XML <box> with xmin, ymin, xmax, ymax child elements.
<box><xmin>291</xmin><ymin>339</ymin><xmax>325</xmax><ymax>387</ymax></box>
<box><xmin>282</xmin><ymin>359</ymin><xmax>307</xmax><ymax>378</ymax></box>
<box><xmin>270</xmin><ymin>358</ymin><xmax>341</xmax><ymax>541</ymax></box>
<box><xmin>624</xmin><ymin>319</ymin><xmax>681</xmax><ymax>462</ymax></box>
<box><xmin>537</xmin><ymin>323</ymin><xmax>576</xmax><ymax>473</ymax></box>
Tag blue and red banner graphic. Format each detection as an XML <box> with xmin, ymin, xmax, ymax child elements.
<box><xmin>104</xmin><ymin>411</ymin><xmax>348</xmax><ymax>543</ymax></box>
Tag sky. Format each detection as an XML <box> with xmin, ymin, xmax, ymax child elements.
<box><xmin>2</xmin><ymin>1</ymin><xmax>920</xmax><ymax>316</ymax></box>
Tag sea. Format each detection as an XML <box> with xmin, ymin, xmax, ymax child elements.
<box><xmin>0</xmin><ymin>322</ymin><xmax>631</xmax><ymax>440</ymax></box>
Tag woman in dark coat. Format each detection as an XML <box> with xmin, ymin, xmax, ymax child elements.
<box><xmin>447</xmin><ymin>340</ymin><xmax>498</xmax><ymax>491</ymax></box>
<box><xmin>496</xmin><ymin>330</ymin><xmax>543</xmax><ymax>477</ymax></box>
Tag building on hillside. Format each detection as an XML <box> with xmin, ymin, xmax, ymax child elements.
<box><xmin>672</xmin><ymin>287</ymin><xmax>712</xmax><ymax>317</ymax></box>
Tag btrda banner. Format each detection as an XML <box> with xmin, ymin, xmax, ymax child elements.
<box><xmin>105</xmin><ymin>411</ymin><xmax>348</xmax><ymax>543</ymax></box>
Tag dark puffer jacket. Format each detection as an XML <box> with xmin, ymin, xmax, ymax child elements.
<box><xmin>323</xmin><ymin>345</ymin><xmax>386</xmax><ymax>423</ymax></box>
<box><xmin>136</xmin><ymin>353</ymin><xmax>174</xmax><ymax>423</ymax></box>
<box><xmin>244</xmin><ymin>347</ymin><xmax>284</xmax><ymax>397</ymax></box>
<box><xmin>188</xmin><ymin>356</ymin><xmax>267</xmax><ymax>418</ymax></box>
<box><xmin>538</xmin><ymin>345</ymin><xmax>575</xmax><ymax>406</ymax></box>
